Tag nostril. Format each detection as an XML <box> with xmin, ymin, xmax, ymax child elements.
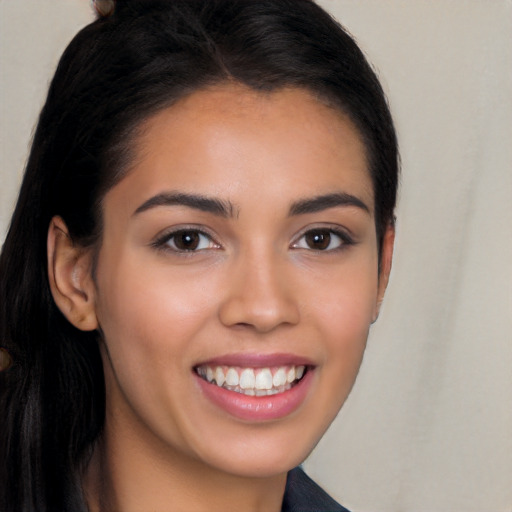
<box><xmin>218</xmin><ymin>300</ymin><xmax>299</xmax><ymax>332</ymax></box>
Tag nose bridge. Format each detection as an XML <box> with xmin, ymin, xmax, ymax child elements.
<box><xmin>218</xmin><ymin>242</ymin><xmax>300</xmax><ymax>332</ymax></box>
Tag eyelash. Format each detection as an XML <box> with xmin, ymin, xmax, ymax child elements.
<box><xmin>152</xmin><ymin>227</ymin><xmax>220</xmax><ymax>253</ymax></box>
<box><xmin>152</xmin><ymin>226</ymin><xmax>354</xmax><ymax>254</ymax></box>
<box><xmin>291</xmin><ymin>227</ymin><xmax>354</xmax><ymax>252</ymax></box>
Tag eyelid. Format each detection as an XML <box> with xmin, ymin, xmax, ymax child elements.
<box><xmin>151</xmin><ymin>225</ymin><xmax>221</xmax><ymax>252</ymax></box>
<box><xmin>290</xmin><ymin>224</ymin><xmax>355</xmax><ymax>250</ymax></box>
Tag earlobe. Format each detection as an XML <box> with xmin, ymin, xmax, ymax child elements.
<box><xmin>373</xmin><ymin>223</ymin><xmax>395</xmax><ymax>323</ymax></box>
<box><xmin>47</xmin><ymin>216</ymin><xmax>98</xmax><ymax>331</ymax></box>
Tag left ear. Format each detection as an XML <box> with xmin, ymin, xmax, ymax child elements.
<box><xmin>373</xmin><ymin>223</ymin><xmax>395</xmax><ymax>323</ymax></box>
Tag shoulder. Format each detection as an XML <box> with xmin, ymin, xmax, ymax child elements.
<box><xmin>282</xmin><ymin>467</ymin><xmax>352</xmax><ymax>512</ymax></box>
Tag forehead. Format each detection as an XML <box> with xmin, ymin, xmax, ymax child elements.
<box><xmin>111</xmin><ymin>84</ymin><xmax>373</xmax><ymax>215</ymax></box>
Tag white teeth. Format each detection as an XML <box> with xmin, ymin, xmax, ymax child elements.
<box><xmin>255</xmin><ymin>368</ymin><xmax>273</xmax><ymax>390</ymax></box>
<box><xmin>239</xmin><ymin>368</ymin><xmax>255</xmax><ymax>389</ymax></box>
<box><xmin>273</xmin><ymin>368</ymin><xmax>287</xmax><ymax>387</ymax></box>
<box><xmin>197</xmin><ymin>363</ymin><xmax>308</xmax><ymax>396</ymax></box>
<box><xmin>225</xmin><ymin>368</ymin><xmax>239</xmax><ymax>386</ymax></box>
<box><xmin>215</xmin><ymin>367</ymin><xmax>225</xmax><ymax>387</ymax></box>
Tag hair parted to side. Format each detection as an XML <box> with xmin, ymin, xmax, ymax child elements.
<box><xmin>0</xmin><ymin>1</ymin><xmax>399</xmax><ymax>510</ymax></box>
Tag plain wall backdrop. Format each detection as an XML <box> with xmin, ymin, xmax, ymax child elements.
<box><xmin>1</xmin><ymin>1</ymin><xmax>511</xmax><ymax>511</ymax></box>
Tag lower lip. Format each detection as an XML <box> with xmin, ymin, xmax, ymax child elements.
<box><xmin>195</xmin><ymin>369</ymin><xmax>314</xmax><ymax>422</ymax></box>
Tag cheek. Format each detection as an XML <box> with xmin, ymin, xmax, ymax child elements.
<box><xmin>306</xmin><ymin>262</ymin><xmax>377</xmax><ymax>407</ymax></box>
<box><xmin>93</xmin><ymin>256</ymin><xmax>225</xmax><ymax>444</ymax></box>
<box><xmin>93</xmin><ymin>252</ymin><xmax>222</xmax><ymax>389</ymax></box>
<box><xmin>97</xmin><ymin>250</ymin><xmax>214</xmax><ymax>333</ymax></box>
<box><xmin>310</xmin><ymin>262</ymin><xmax>378</xmax><ymax>340</ymax></box>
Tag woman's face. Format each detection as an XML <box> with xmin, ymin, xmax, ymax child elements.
<box><xmin>89</xmin><ymin>85</ymin><xmax>391</xmax><ymax>477</ymax></box>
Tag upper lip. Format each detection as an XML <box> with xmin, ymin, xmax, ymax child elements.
<box><xmin>194</xmin><ymin>352</ymin><xmax>315</xmax><ymax>368</ymax></box>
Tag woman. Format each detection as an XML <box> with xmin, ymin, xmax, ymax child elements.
<box><xmin>0</xmin><ymin>0</ymin><xmax>398</xmax><ymax>510</ymax></box>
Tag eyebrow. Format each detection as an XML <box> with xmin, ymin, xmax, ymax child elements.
<box><xmin>133</xmin><ymin>191</ymin><xmax>369</xmax><ymax>218</ymax></box>
<box><xmin>133</xmin><ymin>192</ymin><xmax>235</xmax><ymax>218</ymax></box>
<box><xmin>288</xmin><ymin>192</ymin><xmax>370</xmax><ymax>216</ymax></box>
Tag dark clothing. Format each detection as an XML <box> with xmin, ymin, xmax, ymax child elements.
<box><xmin>282</xmin><ymin>467</ymin><xmax>351</xmax><ymax>512</ymax></box>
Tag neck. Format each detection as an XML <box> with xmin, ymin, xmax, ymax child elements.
<box><xmin>82</xmin><ymin>415</ymin><xmax>287</xmax><ymax>512</ymax></box>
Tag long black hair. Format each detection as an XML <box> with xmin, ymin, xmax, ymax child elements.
<box><xmin>0</xmin><ymin>1</ymin><xmax>399</xmax><ymax>510</ymax></box>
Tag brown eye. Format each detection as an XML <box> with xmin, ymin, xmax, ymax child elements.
<box><xmin>304</xmin><ymin>230</ymin><xmax>332</xmax><ymax>250</ymax></box>
<box><xmin>174</xmin><ymin>231</ymin><xmax>200</xmax><ymax>250</ymax></box>
<box><xmin>292</xmin><ymin>228</ymin><xmax>351</xmax><ymax>252</ymax></box>
<box><xmin>163</xmin><ymin>230</ymin><xmax>217</xmax><ymax>252</ymax></box>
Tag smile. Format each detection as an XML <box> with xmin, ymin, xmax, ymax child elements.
<box><xmin>195</xmin><ymin>365</ymin><xmax>306</xmax><ymax>396</ymax></box>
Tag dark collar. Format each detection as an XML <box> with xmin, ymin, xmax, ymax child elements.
<box><xmin>281</xmin><ymin>467</ymin><xmax>351</xmax><ymax>512</ymax></box>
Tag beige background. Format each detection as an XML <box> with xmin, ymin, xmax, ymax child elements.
<box><xmin>1</xmin><ymin>1</ymin><xmax>511</xmax><ymax>511</ymax></box>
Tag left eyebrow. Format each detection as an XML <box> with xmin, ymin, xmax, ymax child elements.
<box><xmin>288</xmin><ymin>192</ymin><xmax>370</xmax><ymax>216</ymax></box>
<box><xmin>133</xmin><ymin>192</ymin><xmax>235</xmax><ymax>218</ymax></box>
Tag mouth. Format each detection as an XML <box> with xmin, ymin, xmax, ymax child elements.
<box><xmin>194</xmin><ymin>355</ymin><xmax>315</xmax><ymax>421</ymax></box>
<box><xmin>194</xmin><ymin>364</ymin><xmax>307</xmax><ymax>397</ymax></box>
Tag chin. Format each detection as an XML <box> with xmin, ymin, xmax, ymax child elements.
<box><xmin>189</xmin><ymin>419</ymin><xmax>327</xmax><ymax>479</ymax></box>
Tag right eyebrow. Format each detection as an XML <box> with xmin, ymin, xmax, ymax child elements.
<box><xmin>288</xmin><ymin>192</ymin><xmax>370</xmax><ymax>216</ymax></box>
<box><xmin>133</xmin><ymin>192</ymin><xmax>236</xmax><ymax>218</ymax></box>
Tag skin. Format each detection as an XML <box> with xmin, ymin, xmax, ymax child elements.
<box><xmin>48</xmin><ymin>85</ymin><xmax>394</xmax><ymax>512</ymax></box>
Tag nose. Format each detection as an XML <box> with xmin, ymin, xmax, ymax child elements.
<box><xmin>218</xmin><ymin>249</ymin><xmax>300</xmax><ymax>333</ymax></box>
